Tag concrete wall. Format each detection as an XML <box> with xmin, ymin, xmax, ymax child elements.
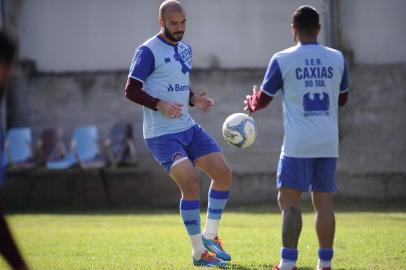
<box><xmin>339</xmin><ymin>0</ymin><xmax>406</xmax><ymax>64</ymax></box>
<box><xmin>16</xmin><ymin>0</ymin><xmax>326</xmax><ymax>72</ymax></box>
<box><xmin>4</xmin><ymin>0</ymin><xmax>406</xmax><ymax>206</ymax></box>
<box><xmin>7</xmin><ymin>64</ymin><xmax>406</xmax><ymax>206</ymax></box>
<box><xmin>15</xmin><ymin>0</ymin><xmax>406</xmax><ymax>73</ymax></box>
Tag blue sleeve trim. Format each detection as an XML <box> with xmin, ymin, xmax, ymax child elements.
<box><xmin>209</xmin><ymin>189</ymin><xmax>230</xmax><ymax>199</ymax></box>
<box><xmin>260</xmin><ymin>57</ymin><xmax>283</xmax><ymax>96</ymax></box>
<box><xmin>260</xmin><ymin>89</ymin><xmax>276</xmax><ymax>97</ymax></box>
<box><xmin>128</xmin><ymin>76</ymin><xmax>144</xmax><ymax>83</ymax></box>
<box><xmin>340</xmin><ymin>60</ymin><xmax>349</xmax><ymax>92</ymax></box>
<box><xmin>129</xmin><ymin>45</ymin><xmax>155</xmax><ymax>81</ymax></box>
<box><xmin>180</xmin><ymin>200</ymin><xmax>200</xmax><ymax>210</ymax></box>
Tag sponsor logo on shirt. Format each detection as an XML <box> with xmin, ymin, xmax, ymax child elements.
<box><xmin>303</xmin><ymin>92</ymin><xmax>330</xmax><ymax>117</ymax></box>
<box><xmin>167</xmin><ymin>84</ymin><xmax>189</xmax><ymax>92</ymax></box>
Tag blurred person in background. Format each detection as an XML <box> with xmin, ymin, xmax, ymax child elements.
<box><xmin>0</xmin><ymin>31</ymin><xmax>30</xmax><ymax>270</ymax></box>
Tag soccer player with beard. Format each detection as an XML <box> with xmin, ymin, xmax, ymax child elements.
<box><xmin>125</xmin><ymin>0</ymin><xmax>232</xmax><ymax>267</ymax></box>
<box><xmin>244</xmin><ymin>6</ymin><xmax>349</xmax><ymax>270</ymax></box>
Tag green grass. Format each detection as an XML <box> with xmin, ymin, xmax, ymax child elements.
<box><xmin>1</xmin><ymin>203</ymin><xmax>405</xmax><ymax>270</ymax></box>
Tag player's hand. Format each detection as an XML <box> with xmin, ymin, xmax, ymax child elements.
<box><xmin>191</xmin><ymin>91</ymin><xmax>213</xmax><ymax>113</ymax></box>
<box><xmin>244</xmin><ymin>85</ymin><xmax>259</xmax><ymax>114</ymax></box>
<box><xmin>156</xmin><ymin>100</ymin><xmax>183</xmax><ymax>119</ymax></box>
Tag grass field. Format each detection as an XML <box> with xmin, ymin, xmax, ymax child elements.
<box><xmin>0</xmin><ymin>201</ymin><xmax>405</xmax><ymax>270</ymax></box>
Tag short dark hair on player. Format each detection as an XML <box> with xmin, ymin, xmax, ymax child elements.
<box><xmin>159</xmin><ymin>0</ymin><xmax>184</xmax><ymax>18</ymax></box>
<box><xmin>292</xmin><ymin>5</ymin><xmax>320</xmax><ymax>35</ymax></box>
<box><xmin>0</xmin><ymin>31</ymin><xmax>16</xmax><ymax>64</ymax></box>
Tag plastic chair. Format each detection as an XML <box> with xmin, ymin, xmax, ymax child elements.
<box><xmin>1</xmin><ymin>127</ymin><xmax>37</xmax><ymax>204</ymax></box>
<box><xmin>2</xmin><ymin>127</ymin><xmax>36</xmax><ymax>169</ymax></box>
<box><xmin>46</xmin><ymin>125</ymin><xmax>110</xmax><ymax>208</ymax></box>
<box><xmin>47</xmin><ymin>126</ymin><xmax>103</xmax><ymax>169</ymax></box>
<box><xmin>104</xmin><ymin>122</ymin><xmax>136</xmax><ymax>169</ymax></box>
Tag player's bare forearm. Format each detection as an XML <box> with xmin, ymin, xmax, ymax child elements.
<box><xmin>156</xmin><ymin>100</ymin><xmax>183</xmax><ymax>119</ymax></box>
<box><xmin>189</xmin><ymin>89</ymin><xmax>213</xmax><ymax>113</ymax></box>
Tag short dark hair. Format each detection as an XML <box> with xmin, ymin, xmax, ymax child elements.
<box><xmin>159</xmin><ymin>0</ymin><xmax>184</xmax><ymax>18</ymax></box>
<box><xmin>0</xmin><ymin>31</ymin><xmax>16</xmax><ymax>64</ymax></box>
<box><xmin>292</xmin><ymin>5</ymin><xmax>320</xmax><ymax>34</ymax></box>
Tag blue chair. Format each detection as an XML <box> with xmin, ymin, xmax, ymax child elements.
<box><xmin>47</xmin><ymin>126</ymin><xmax>103</xmax><ymax>169</ymax></box>
<box><xmin>1</xmin><ymin>127</ymin><xmax>36</xmax><ymax>203</ymax></box>
<box><xmin>104</xmin><ymin>122</ymin><xmax>136</xmax><ymax>169</ymax></box>
<box><xmin>47</xmin><ymin>125</ymin><xmax>109</xmax><ymax>209</ymax></box>
<box><xmin>2</xmin><ymin>127</ymin><xmax>35</xmax><ymax>169</ymax></box>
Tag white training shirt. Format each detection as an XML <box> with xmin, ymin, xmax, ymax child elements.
<box><xmin>128</xmin><ymin>34</ymin><xmax>195</xmax><ymax>139</ymax></box>
<box><xmin>261</xmin><ymin>42</ymin><xmax>349</xmax><ymax>157</ymax></box>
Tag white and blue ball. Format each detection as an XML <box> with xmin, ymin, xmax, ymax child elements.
<box><xmin>222</xmin><ymin>113</ymin><xmax>257</xmax><ymax>148</ymax></box>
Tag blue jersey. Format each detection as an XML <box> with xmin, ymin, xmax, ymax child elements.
<box><xmin>261</xmin><ymin>42</ymin><xmax>349</xmax><ymax>157</ymax></box>
<box><xmin>128</xmin><ymin>35</ymin><xmax>195</xmax><ymax>139</ymax></box>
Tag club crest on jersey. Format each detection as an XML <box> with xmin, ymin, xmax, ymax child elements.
<box><xmin>171</xmin><ymin>152</ymin><xmax>186</xmax><ymax>162</ymax></box>
<box><xmin>174</xmin><ymin>43</ymin><xmax>192</xmax><ymax>74</ymax></box>
<box><xmin>303</xmin><ymin>92</ymin><xmax>330</xmax><ymax>117</ymax></box>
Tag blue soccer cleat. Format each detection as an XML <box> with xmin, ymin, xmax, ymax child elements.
<box><xmin>202</xmin><ymin>236</ymin><xmax>231</xmax><ymax>261</ymax></box>
<box><xmin>193</xmin><ymin>250</ymin><xmax>227</xmax><ymax>267</ymax></box>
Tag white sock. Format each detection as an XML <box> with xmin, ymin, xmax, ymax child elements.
<box><xmin>278</xmin><ymin>259</ymin><xmax>296</xmax><ymax>270</ymax></box>
<box><xmin>317</xmin><ymin>259</ymin><xmax>331</xmax><ymax>269</ymax></box>
<box><xmin>203</xmin><ymin>218</ymin><xmax>220</xmax><ymax>240</ymax></box>
<box><xmin>190</xmin><ymin>234</ymin><xmax>206</xmax><ymax>259</ymax></box>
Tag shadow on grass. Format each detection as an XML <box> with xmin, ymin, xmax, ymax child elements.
<box><xmin>229</xmin><ymin>197</ymin><xmax>406</xmax><ymax>214</ymax></box>
<box><xmin>4</xmin><ymin>198</ymin><xmax>406</xmax><ymax>215</ymax></box>
<box><xmin>226</xmin><ymin>264</ymin><xmax>346</xmax><ymax>270</ymax></box>
<box><xmin>226</xmin><ymin>263</ymin><xmax>273</xmax><ymax>270</ymax></box>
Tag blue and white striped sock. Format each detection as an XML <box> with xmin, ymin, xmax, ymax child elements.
<box><xmin>203</xmin><ymin>189</ymin><xmax>230</xmax><ymax>240</ymax></box>
<box><xmin>179</xmin><ymin>200</ymin><xmax>205</xmax><ymax>259</ymax></box>
<box><xmin>279</xmin><ymin>247</ymin><xmax>298</xmax><ymax>270</ymax></box>
<box><xmin>318</xmin><ymin>248</ymin><xmax>333</xmax><ymax>269</ymax></box>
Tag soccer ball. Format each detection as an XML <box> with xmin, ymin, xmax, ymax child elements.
<box><xmin>222</xmin><ymin>113</ymin><xmax>256</xmax><ymax>148</ymax></box>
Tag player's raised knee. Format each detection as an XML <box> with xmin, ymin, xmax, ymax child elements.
<box><xmin>180</xmin><ymin>179</ymin><xmax>200</xmax><ymax>199</ymax></box>
<box><xmin>222</xmin><ymin>164</ymin><xmax>233</xmax><ymax>183</ymax></box>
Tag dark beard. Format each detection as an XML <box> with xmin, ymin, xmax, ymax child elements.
<box><xmin>164</xmin><ymin>26</ymin><xmax>183</xmax><ymax>42</ymax></box>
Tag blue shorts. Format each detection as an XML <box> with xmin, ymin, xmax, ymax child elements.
<box><xmin>145</xmin><ymin>125</ymin><xmax>222</xmax><ymax>172</ymax></box>
<box><xmin>277</xmin><ymin>156</ymin><xmax>337</xmax><ymax>192</ymax></box>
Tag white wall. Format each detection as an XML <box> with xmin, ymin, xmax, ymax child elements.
<box><xmin>17</xmin><ymin>0</ymin><xmax>325</xmax><ymax>72</ymax></box>
<box><xmin>340</xmin><ymin>0</ymin><xmax>406</xmax><ymax>64</ymax></box>
<box><xmin>182</xmin><ymin>0</ymin><xmax>326</xmax><ymax>68</ymax></box>
<box><xmin>17</xmin><ymin>0</ymin><xmax>160</xmax><ymax>72</ymax></box>
<box><xmin>17</xmin><ymin>0</ymin><xmax>405</xmax><ymax>72</ymax></box>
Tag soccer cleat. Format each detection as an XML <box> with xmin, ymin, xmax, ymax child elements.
<box><xmin>193</xmin><ymin>250</ymin><xmax>227</xmax><ymax>267</ymax></box>
<box><xmin>272</xmin><ymin>267</ymin><xmax>297</xmax><ymax>270</ymax></box>
<box><xmin>202</xmin><ymin>236</ymin><xmax>231</xmax><ymax>261</ymax></box>
<box><xmin>318</xmin><ymin>268</ymin><xmax>331</xmax><ymax>270</ymax></box>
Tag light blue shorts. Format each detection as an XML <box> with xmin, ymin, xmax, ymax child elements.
<box><xmin>145</xmin><ymin>125</ymin><xmax>222</xmax><ymax>172</ymax></box>
<box><xmin>277</xmin><ymin>156</ymin><xmax>337</xmax><ymax>192</ymax></box>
